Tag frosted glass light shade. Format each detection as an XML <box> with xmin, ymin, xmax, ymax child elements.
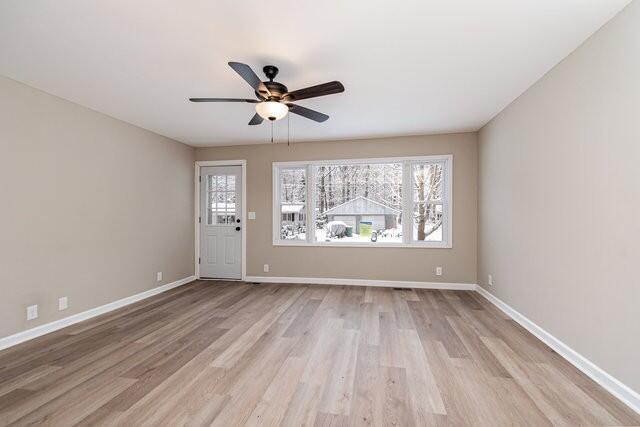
<box><xmin>255</xmin><ymin>101</ymin><xmax>288</xmax><ymax>121</ymax></box>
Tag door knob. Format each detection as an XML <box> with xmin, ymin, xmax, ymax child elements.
<box><xmin>235</xmin><ymin>226</ymin><xmax>241</xmax><ymax>231</ymax></box>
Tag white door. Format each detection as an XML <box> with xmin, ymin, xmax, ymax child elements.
<box><xmin>200</xmin><ymin>165</ymin><xmax>242</xmax><ymax>279</ymax></box>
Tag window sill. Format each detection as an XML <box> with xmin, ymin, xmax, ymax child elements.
<box><xmin>272</xmin><ymin>241</ymin><xmax>452</xmax><ymax>249</ymax></box>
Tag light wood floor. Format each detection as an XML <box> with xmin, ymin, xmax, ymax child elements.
<box><xmin>0</xmin><ymin>281</ymin><xmax>638</xmax><ymax>426</ymax></box>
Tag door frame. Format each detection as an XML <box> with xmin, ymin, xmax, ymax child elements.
<box><xmin>194</xmin><ymin>160</ymin><xmax>247</xmax><ymax>281</ymax></box>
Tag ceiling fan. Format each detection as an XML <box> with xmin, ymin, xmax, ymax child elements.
<box><xmin>189</xmin><ymin>62</ymin><xmax>344</xmax><ymax>125</ymax></box>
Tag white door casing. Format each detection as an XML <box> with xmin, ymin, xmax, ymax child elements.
<box><xmin>199</xmin><ymin>165</ymin><xmax>242</xmax><ymax>279</ymax></box>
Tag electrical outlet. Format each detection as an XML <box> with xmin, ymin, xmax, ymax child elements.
<box><xmin>248</xmin><ymin>212</ymin><xmax>256</xmax><ymax>220</ymax></box>
<box><xmin>157</xmin><ymin>272</ymin><xmax>163</xmax><ymax>282</ymax></box>
<box><xmin>435</xmin><ymin>266</ymin><xmax>443</xmax><ymax>276</ymax></box>
<box><xmin>58</xmin><ymin>297</ymin><xmax>68</xmax><ymax>311</ymax></box>
<box><xmin>488</xmin><ymin>274</ymin><xmax>494</xmax><ymax>287</ymax></box>
<box><xmin>27</xmin><ymin>305</ymin><xmax>38</xmax><ymax>320</ymax></box>
<box><xmin>263</xmin><ymin>264</ymin><xmax>270</xmax><ymax>273</ymax></box>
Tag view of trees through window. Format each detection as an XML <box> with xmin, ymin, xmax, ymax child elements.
<box><xmin>315</xmin><ymin>163</ymin><xmax>402</xmax><ymax>242</ymax></box>
<box><xmin>413</xmin><ymin>163</ymin><xmax>444</xmax><ymax>241</ymax></box>
<box><xmin>277</xmin><ymin>158</ymin><xmax>448</xmax><ymax>245</ymax></box>
<box><xmin>279</xmin><ymin>168</ymin><xmax>306</xmax><ymax>240</ymax></box>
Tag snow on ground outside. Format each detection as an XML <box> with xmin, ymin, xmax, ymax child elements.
<box><xmin>283</xmin><ymin>226</ymin><xmax>442</xmax><ymax>243</ymax></box>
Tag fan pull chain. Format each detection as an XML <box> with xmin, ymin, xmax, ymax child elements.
<box><xmin>270</xmin><ymin>121</ymin><xmax>274</xmax><ymax>143</ymax></box>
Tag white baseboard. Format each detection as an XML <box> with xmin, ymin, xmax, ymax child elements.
<box><xmin>0</xmin><ymin>275</ymin><xmax>197</xmax><ymax>351</ymax></box>
<box><xmin>476</xmin><ymin>286</ymin><xmax>640</xmax><ymax>415</ymax></box>
<box><xmin>245</xmin><ymin>275</ymin><xmax>476</xmax><ymax>291</ymax></box>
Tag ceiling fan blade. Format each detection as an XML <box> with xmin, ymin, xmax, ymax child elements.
<box><xmin>248</xmin><ymin>113</ymin><xmax>264</xmax><ymax>126</ymax></box>
<box><xmin>228</xmin><ymin>62</ymin><xmax>271</xmax><ymax>98</ymax></box>
<box><xmin>189</xmin><ymin>98</ymin><xmax>259</xmax><ymax>103</ymax></box>
<box><xmin>283</xmin><ymin>81</ymin><xmax>344</xmax><ymax>102</ymax></box>
<box><xmin>287</xmin><ymin>103</ymin><xmax>329</xmax><ymax>122</ymax></box>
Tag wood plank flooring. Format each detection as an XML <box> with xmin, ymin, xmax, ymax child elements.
<box><xmin>0</xmin><ymin>280</ymin><xmax>638</xmax><ymax>426</ymax></box>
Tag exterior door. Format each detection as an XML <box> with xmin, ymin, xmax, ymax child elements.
<box><xmin>200</xmin><ymin>165</ymin><xmax>242</xmax><ymax>279</ymax></box>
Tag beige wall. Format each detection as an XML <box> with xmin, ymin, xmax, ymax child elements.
<box><xmin>478</xmin><ymin>1</ymin><xmax>640</xmax><ymax>392</ymax></box>
<box><xmin>0</xmin><ymin>76</ymin><xmax>195</xmax><ymax>338</ymax></box>
<box><xmin>196</xmin><ymin>133</ymin><xmax>477</xmax><ymax>284</ymax></box>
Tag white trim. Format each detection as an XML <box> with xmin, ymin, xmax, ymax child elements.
<box><xmin>272</xmin><ymin>154</ymin><xmax>453</xmax><ymax>249</ymax></box>
<box><xmin>272</xmin><ymin>154</ymin><xmax>453</xmax><ymax>168</ymax></box>
<box><xmin>245</xmin><ymin>275</ymin><xmax>476</xmax><ymax>290</ymax></box>
<box><xmin>0</xmin><ymin>276</ymin><xmax>196</xmax><ymax>351</ymax></box>
<box><xmin>402</xmin><ymin>161</ymin><xmax>412</xmax><ymax>244</ymax></box>
<box><xmin>306</xmin><ymin>164</ymin><xmax>315</xmax><ymax>244</ymax></box>
<box><xmin>476</xmin><ymin>286</ymin><xmax>640</xmax><ymax>415</ymax></box>
<box><xmin>267</xmin><ymin>241</ymin><xmax>451</xmax><ymax>249</ymax></box>
<box><xmin>272</xmin><ymin>164</ymin><xmax>281</xmax><ymax>245</ymax></box>
<box><xmin>196</xmin><ymin>160</ymin><xmax>248</xmax><ymax>166</ymax></box>
<box><xmin>242</xmin><ymin>162</ymin><xmax>247</xmax><ymax>280</ymax></box>
<box><xmin>195</xmin><ymin>160</ymin><xmax>247</xmax><ymax>281</ymax></box>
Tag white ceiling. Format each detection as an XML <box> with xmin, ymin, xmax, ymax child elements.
<box><xmin>0</xmin><ymin>0</ymin><xmax>631</xmax><ymax>147</ymax></box>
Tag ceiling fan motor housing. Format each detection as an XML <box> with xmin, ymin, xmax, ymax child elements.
<box><xmin>255</xmin><ymin>65</ymin><xmax>288</xmax><ymax>100</ymax></box>
<box><xmin>256</xmin><ymin>81</ymin><xmax>288</xmax><ymax>100</ymax></box>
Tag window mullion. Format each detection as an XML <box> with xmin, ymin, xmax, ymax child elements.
<box><xmin>273</xmin><ymin>165</ymin><xmax>279</xmax><ymax>245</ymax></box>
<box><xmin>402</xmin><ymin>161</ymin><xmax>412</xmax><ymax>245</ymax></box>
<box><xmin>307</xmin><ymin>164</ymin><xmax>315</xmax><ymax>243</ymax></box>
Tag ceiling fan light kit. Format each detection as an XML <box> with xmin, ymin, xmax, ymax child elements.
<box><xmin>255</xmin><ymin>100</ymin><xmax>288</xmax><ymax>121</ymax></box>
<box><xmin>190</xmin><ymin>62</ymin><xmax>345</xmax><ymax>133</ymax></box>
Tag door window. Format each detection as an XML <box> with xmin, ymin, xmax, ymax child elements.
<box><xmin>207</xmin><ymin>174</ymin><xmax>237</xmax><ymax>225</ymax></box>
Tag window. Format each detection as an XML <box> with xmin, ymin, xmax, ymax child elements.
<box><xmin>315</xmin><ymin>163</ymin><xmax>402</xmax><ymax>243</ymax></box>
<box><xmin>412</xmin><ymin>163</ymin><xmax>444</xmax><ymax>242</ymax></box>
<box><xmin>278</xmin><ymin>167</ymin><xmax>307</xmax><ymax>241</ymax></box>
<box><xmin>273</xmin><ymin>155</ymin><xmax>452</xmax><ymax>247</ymax></box>
<box><xmin>207</xmin><ymin>174</ymin><xmax>236</xmax><ymax>225</ymax></box>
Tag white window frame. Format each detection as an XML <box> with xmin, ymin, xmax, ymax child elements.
<box><xmin>272</xmin><ymin>155</ymin><xmax>453</xmax><ymax>248</ymax></box>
